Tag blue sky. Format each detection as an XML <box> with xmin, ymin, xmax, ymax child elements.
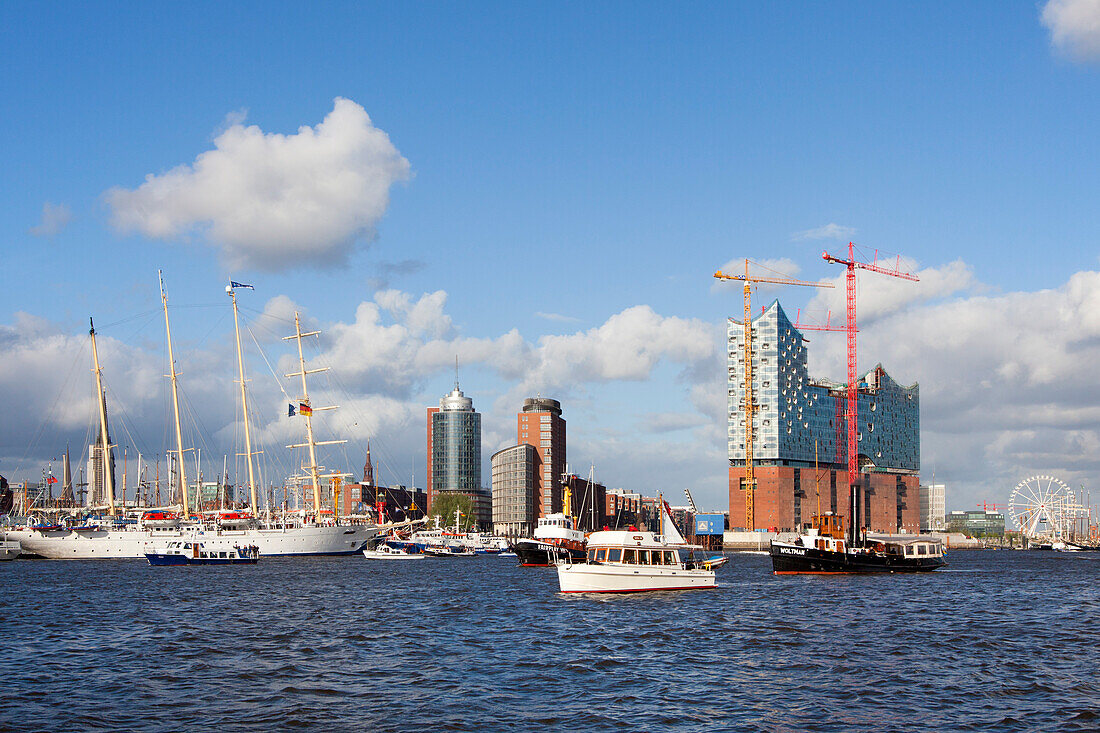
<box><xmin>3</xmin><ymin>2</ymin><xmax>1100</xmax><ymax>514</ymax></box>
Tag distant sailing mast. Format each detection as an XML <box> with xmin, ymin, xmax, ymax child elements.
<box><xmin>283</xmin><ymin>312</ymin><xmax>348</xmax><ymax>522</ymax></box>
<box><xmin>159</xmin><ymin>271</ymin><xmax>190</xmax><ymax>515</ymax></box>
<box><xmin>89</xmin><ymin>317</ymin><xmax>116</xmax><ymax>516</ymax></box>
<box><xmin>228</xmin><ymin>282</ymin><xmax>261</xmax><ymax>514</ymax></box>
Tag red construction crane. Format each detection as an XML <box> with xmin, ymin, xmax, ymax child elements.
<box><xmin>977</xmin><ymin>502</ymin><xmax>1002</xmax><ymax>513</ymax></box>
<box><xmin>822</xmin><ymin>243</ymin><xmax>918</xmax><ymax>493</ymax></box>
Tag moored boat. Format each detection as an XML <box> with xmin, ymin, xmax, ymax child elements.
<box><xmin>1</xmin><ymin>537</ymin><xmax>20</xmax><ymax>561</ymax></box>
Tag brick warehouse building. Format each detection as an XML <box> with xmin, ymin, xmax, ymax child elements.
<box><xmin>727</xmin><ymin>301</ymin><xmax>921</xmax><ymax>533</ymax></box>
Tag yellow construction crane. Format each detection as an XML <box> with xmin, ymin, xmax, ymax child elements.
<box><xmin>714</xmin><ymin>260</ymin><xmax>833</xmax><ymax>530</ymax></box>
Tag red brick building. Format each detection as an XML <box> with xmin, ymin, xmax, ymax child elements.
<box><xmin>728</xmin><ymin>465</ymin><xmax>920</xmax><ymax>534</ymax></box>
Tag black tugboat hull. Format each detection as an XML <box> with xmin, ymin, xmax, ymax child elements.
<box><xmin>512</xmin><ymin>539</ymin><xmax>586</xmax><ymax>567</ymax></box>
<box><xmin>770</xmin><ymin>542</ymin><xmax>945</xmax><ymax>574</ymax></box>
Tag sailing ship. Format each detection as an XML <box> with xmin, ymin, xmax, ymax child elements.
<box><xmin>9</xmin><ymin>276</ymin><xmax>375</xmax><ymax>559</ymax></box>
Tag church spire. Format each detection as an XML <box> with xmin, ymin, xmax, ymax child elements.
<box><xmin>363</xmin><ymin>440</ymin><xmax>374</xmax><ymax>486</ymax></box>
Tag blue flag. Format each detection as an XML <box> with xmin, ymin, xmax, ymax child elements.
<box><xmin>288</xmin><ymin>403</ymin><xmax>296</xmax><ymax>417</ymax></box>
<box><xmin>231</xmin><ymin>281</ymin><xmax>255</xmax><ymax>290</ymax></box>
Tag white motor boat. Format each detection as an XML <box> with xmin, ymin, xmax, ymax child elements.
<box><xmin>363</xmin><ymin>543</ymin><xmax>425</xmax><ymax>560</ymax></box>
<box><xmin>557</xmin><ymin>529</ymin><xmax>716</xmax><ymax>593</ymax></box>
<box><xmin>556</xmin><ymin>503</ymin><xmax>717</xmax><ymax>593</ymax></box>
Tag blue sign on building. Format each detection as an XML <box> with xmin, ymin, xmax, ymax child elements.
<box><xmin>695</xmin><ymin>514</ymin><xmax>725</xmax><ymax>536</ymax></box>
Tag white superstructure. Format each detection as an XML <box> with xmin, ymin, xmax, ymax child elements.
<box><xmin>10</xmin><ymin>522</ymin><xmax>372</xmax><ymax>559</ymax></box>
<box><xmin>556</xmin><ymin>529</ymin><xmax>716</xmax><ymax>593</ymax></box>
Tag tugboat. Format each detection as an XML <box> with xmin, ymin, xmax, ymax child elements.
<box><xmin>512</xmin><ymin>513</ymin><xmax>586</xmax><ymax>566</ymax></box>
<box><xmin>770</xmin><ymin>488</ymin><xmax>945</xmax><ymax>574</ymax></box>
<box><xmin>512</xmin><ymin>482</ymin><xmax>588</xmax><ymax>566</ymax></box>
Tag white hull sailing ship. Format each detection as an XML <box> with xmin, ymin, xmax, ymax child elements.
<box><xmin>9</xmin><ymin>277</ymin><xmax>376</xmax><ymax>559</ymax></box>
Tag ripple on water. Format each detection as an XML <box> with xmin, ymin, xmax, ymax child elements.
<box><xmin>1</xmin><ymin>551</ymin><xmax>1098</xmax><ymax>731</ymax></box>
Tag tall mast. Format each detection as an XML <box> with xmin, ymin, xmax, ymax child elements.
<box><xmin>283</xmin><ymin>312</ymin><xmax>348</xmax><ymax>521</ymax></box>
<box><xmin>229</xmin><ymin>284</ymin><xmax>259</xmax><ymax>513</ymax></box>
<box><xmin>89</xmin><ymin>318</ymin><xmax>117</xmax><ymax>516</ymax></box>
<box><xmin>159</xmin><ymin>271</ymin><xmax>190</xmax><ymax>515</ymax></box>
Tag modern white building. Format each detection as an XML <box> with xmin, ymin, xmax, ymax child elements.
<box><xmin>919</xmin><ymin>483</ymin><xmax>946</xmax><ymax>531</ymax></box>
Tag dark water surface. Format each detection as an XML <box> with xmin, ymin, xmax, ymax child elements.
<box><xmin>2</xmin><ymin>550</ymin><xmax>1098</xmax><ymax>732</ymax></box>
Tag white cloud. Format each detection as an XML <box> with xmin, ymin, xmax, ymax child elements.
<box><xmin>520</xmin><ymin>306</ymin><xmax>717</xmax><ymax>391</ymax></box>
<box><xmin>534</xmin><ymin>312</ymin><xmax>581</xmax><ymax>323</ymax></box>
<box><xmin>1042</xmin><ymin>0</ymin><xmax>1100</xmax><ymax>61</ymax></box>
<box><xmin>791</xmin><ymin>223</ymin><xmax>856</xmax><ymax>241</ymax></box>
<box><xmin>805</xmin><ymin>258</ymin><xmax>979</xmax><ymax>329</ymax></box>
<box><xmin>29</xmin><ymin>202</ymin><xmax>72</xmax><ymax>237</ymax></box>
<box><xmin>105</xmin><ymin>97</ymin><xmax>411</xmax><ymax>271</ymax></box>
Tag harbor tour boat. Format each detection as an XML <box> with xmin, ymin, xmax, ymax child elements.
<box><xmin>362</xmin><ymin>542</ymin><xmax>425</xmax><ymax>560</ymax></box>
<box><xmin>770</xmin><ymin>511</ymin><xmax>946</xmax><ymax>574</ymax></box>
<box><xmin>146</xmin><ymin>541</ymin><xmax>259</xmax><ymax>566</ymax></box>
<box><xmin>556</xmin><ymin>505</ymin><xmax>718</xmax><ymax>593</ymax></box>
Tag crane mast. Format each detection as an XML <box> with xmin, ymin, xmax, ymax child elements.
<box><xmin>714</xmin><ymin>259</ymin><xmax>832</xmax><ymax>530</ymax></box>
<box><xmin>822</xmin><ymin>242</ymin><xmax>918</xmax><ymax>494</ymax></box>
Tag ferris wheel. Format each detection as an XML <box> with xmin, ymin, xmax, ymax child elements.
<box><xmin>1008</xmin><ymin>475</ymin><xmax>1077</xmax><ymax>540</ymax></box>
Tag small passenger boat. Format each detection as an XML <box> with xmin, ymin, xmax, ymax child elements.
<box><xmin>362</xmin><ymin>542</ymin><xmax>425</xmax><ymax>560</ymax></box>
<box><xmin>145</xmin><ymin>541</ymin><xmax>260</xmax><ymax>565</ymax></box>
<box><xmin>770</xmin><ymin>512</ymin><xmax>946</xmax><ymax>574</ymax></box>
<box><xmin>556</xmin><ymin>529</ymin><xmax>717</xmax><ymax>593</ymax></box>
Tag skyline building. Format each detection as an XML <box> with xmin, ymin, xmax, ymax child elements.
<box><xmin>426</xmin><ymin>381</ymin><xmax>482</xmax><ymax>509</ymax></box>
<box><xmin>919</xmin><ymin>483</ymin><xmax>946</xmax><ymax>532</ymax></box>
<box><xmin>491</xmin><ymin>442</ymin><xmax>539</xmax><ymax>537</ymax></box>
<box><xmin>727</xmin><ymin>300</ymin><xmax>921</xmax><ymax>533</ymax></box>
<box><xmin>84</xmin><ymin>443</ymin><xmax>116</xmax><ymax>507</ymax></box>
<box><xmin>517</xmin><ymin>397</ymin><xmax>567</xmax><ymax>518</ymax></box>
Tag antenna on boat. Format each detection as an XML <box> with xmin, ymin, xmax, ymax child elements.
<box><xmin>160</xmin><ymin>271</ymin><xmax>190</xmax><ymax>515</ymax></box>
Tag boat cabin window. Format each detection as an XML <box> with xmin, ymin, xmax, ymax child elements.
<box><xmin>905</xmin><ymin>545</ymin><xmax>914</xmax><ymax>556</ymax></box>
<box><xmin>607</xmin><ymin>548</ymin><xmax>622</xmax><ymax>563</ymax></box>
<box><xmin>663</xmin><ymin>550</ymin><xmax>677</xmax><ymax>565</ymax></box>
<box><xmin>184</xmin><ymin>543</ymin><xmax>192</xmax><ymax>549</ymax></box>
<box><xmin>623</xmin><ymin>549</ymin><xmax>638</xmax><ymax>564</ymax></box>
<box><xmin>917</xmin><ymin>545</ymin><xmax>927</xmax><ymax>556</ymax></box>
<box><xmin>596</xmin><ymin>548</ymin><xmax>608</xmax><ymax>563</ymax></box>
<box><xmin>587</xmin><ymin>549</ymin><xmax>598</xmax><ymax>563</ymax></box>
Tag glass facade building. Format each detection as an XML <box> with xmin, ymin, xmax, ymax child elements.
<box><xmin>727</xmin><ymin>300</ymin><xmax>919</xmax><ymax>471</ymax></box>
<box><xmin>430</xmin><ymin>384</ymin><xmax>482</xmax><ymax>498</ymax></box>
<box><xmin>946</xmin><ymin>510</ymin><xmax>1005</xmax><ymax>537</ymax></box>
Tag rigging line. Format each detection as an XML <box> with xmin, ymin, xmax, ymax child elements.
<box><xmin>18</xmin><ymin>337</ymin><xmax>91</xmax><ymax>469</ymax></box>
<box><xmin>246</xmin><ymin>324</ymin><xmax>295</xmax><ymax>403</ymax></box>
<box><xmin>98</xmin><ymin>309</ymin><xmax>163</xmax><ymax>331</ymax></box>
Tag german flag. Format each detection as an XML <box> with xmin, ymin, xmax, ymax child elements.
<box><xmin>299</xmin><ymin>402</ymin><xmax>313</xmax><ymax>416</ymax></box>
